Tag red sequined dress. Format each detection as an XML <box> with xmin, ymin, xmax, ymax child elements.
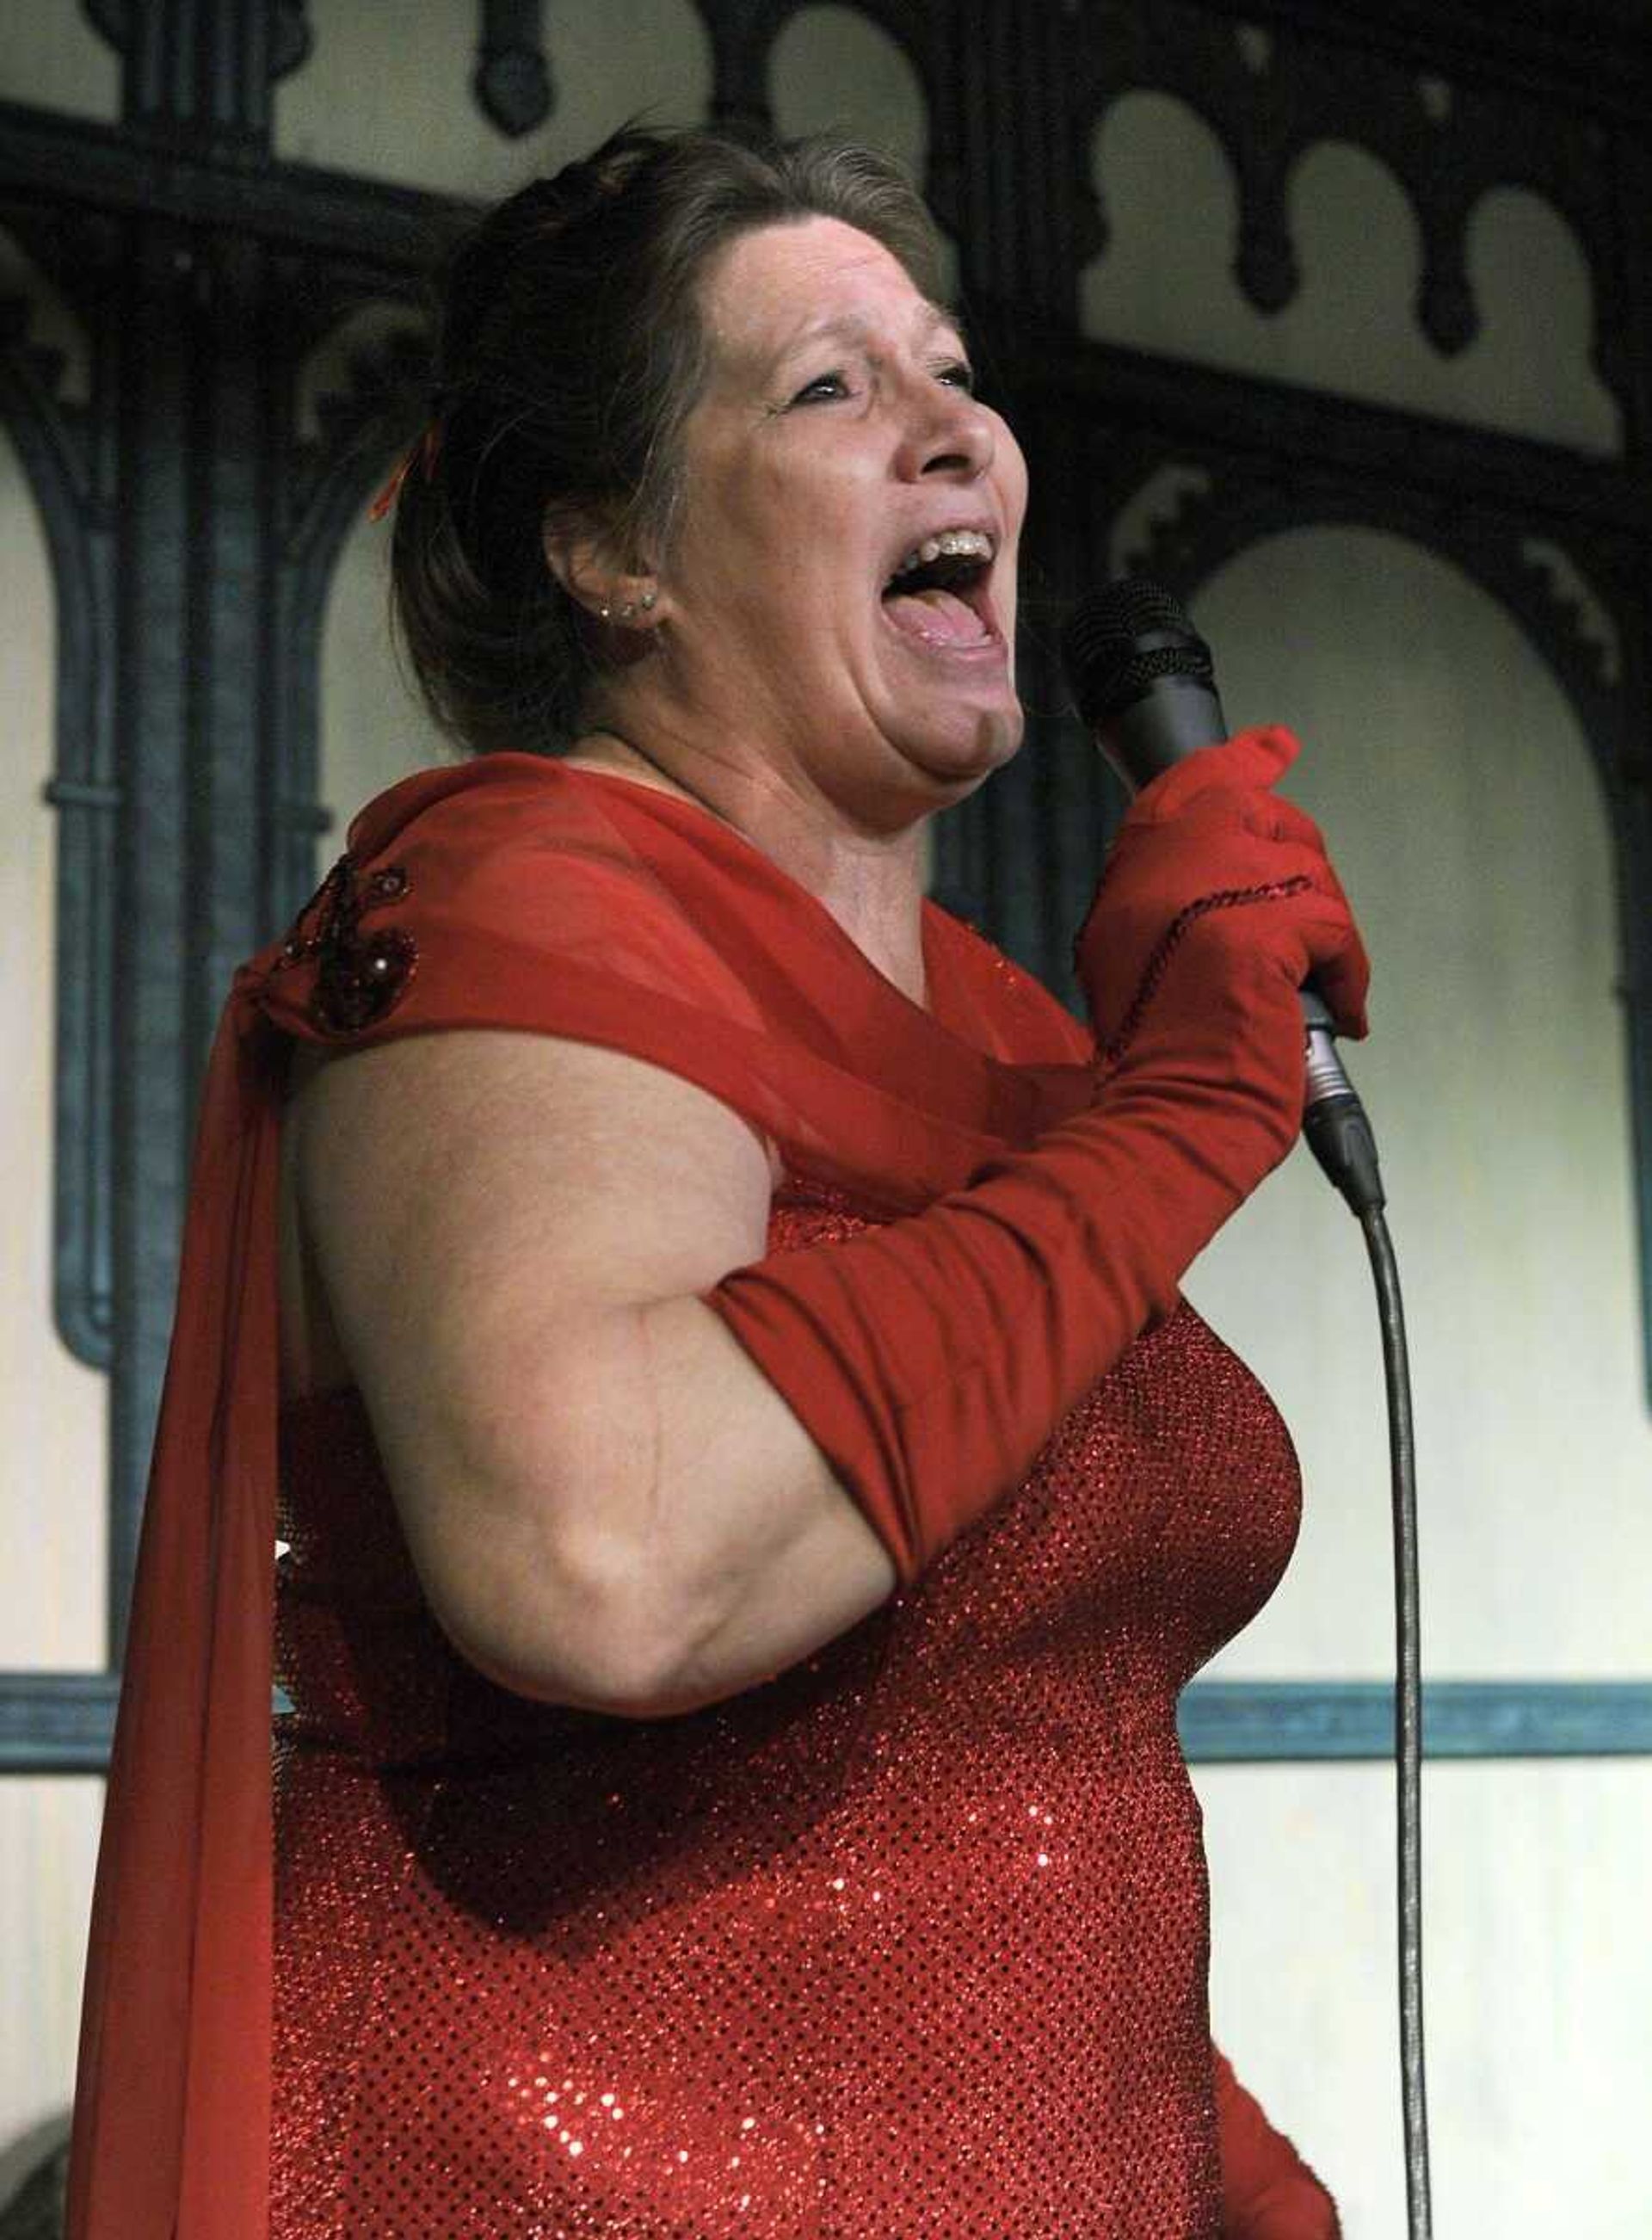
<box><xmin>69</xmin><ymin>756</ymin><xmax>1328</xmax><ymax>2240</ymax></box>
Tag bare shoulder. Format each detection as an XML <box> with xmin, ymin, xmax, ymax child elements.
<box><xmin>288</xmin><ymin>1030</ymin><xmax>778</xmax><ymax>1351</ymax></box>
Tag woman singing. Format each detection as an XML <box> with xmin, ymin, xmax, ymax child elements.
<box><xmin>70</xmin><ymin>127</ymin><xmax>1362</xmax><ymax>2237</ymax></box>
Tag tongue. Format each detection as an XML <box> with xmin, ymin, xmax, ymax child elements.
<box><xmin>884</xmin><ymin>585</ymin><xmax>989</xmax><ymax>645</ymax></box>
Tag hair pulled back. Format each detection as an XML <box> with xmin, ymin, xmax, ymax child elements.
<box><xmin>389</xmin><ymin>126</ymin><xmax>944</xmax><ymax>755</ymax></box>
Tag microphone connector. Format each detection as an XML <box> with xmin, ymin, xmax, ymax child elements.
<box><xmin>1301</xmin><ymin>990</ymin><xmax>1385</xmax><ymax>1214</ymax></box>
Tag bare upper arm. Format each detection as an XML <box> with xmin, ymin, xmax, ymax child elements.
<box><xmin>281</xmin><ymin>1032</ymin><xmax>780</xmax><ymax>1656</ymax></box>
<box><xmin>287</xmin><ymin>1021</ymin><xmax>776</xmax><ymax>1395</ymax></box>
<box><xmin>281</xmin><ymin>1023</ymin><xmax>898</xmax><ymax>1712</ymax></box>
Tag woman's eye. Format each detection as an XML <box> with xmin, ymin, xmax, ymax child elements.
<box><xmin>791</xmin><ymin>371</ymin><xmax>850</xmax><ymax>406</ymax></box>
<box><xmin>937</xmin><ymin>361</ymin><xmax>976</xmax><ymax>393</ymax></box>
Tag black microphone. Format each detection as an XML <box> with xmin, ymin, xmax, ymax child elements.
<box><xmin>1059</xmin><ymin>577</ymin><xmax>1384</xmax><ymax>1216</ymax></box>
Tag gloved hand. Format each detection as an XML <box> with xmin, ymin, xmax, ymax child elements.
<box><xmin>1082</xmin><ymin>725</ymin><xmax>1365</xmax><ymax>1034</ymax></box>
<box><xmin>1076</xmin><ymin>724</ymin><xmax>1369</xmax><ymax>1194</ymax></box>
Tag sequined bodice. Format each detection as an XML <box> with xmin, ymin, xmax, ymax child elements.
<box><xmin>271</xmin><ymin>1177</ymin><xmax>1300</xmax><ymax>2237</ymax></box>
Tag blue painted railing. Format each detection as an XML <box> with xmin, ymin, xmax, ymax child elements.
<box><xmin>3</xmin><ymin>1674</ymin><xmax>1651</xmax><ymax>1774</ymax></box>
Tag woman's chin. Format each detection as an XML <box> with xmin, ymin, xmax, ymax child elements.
<box><xmin>901</xmin><ymin>699</ymin><xmax>1025</xmax><ymax>793</ymax></box>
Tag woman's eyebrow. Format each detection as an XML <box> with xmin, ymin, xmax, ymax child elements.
<box><xmin>762</xmin><ymin>299</ymin><xmax>968</xmax><ymax>380</ymax></box>
<box><xmin>917</xmin><ymin>299</ymin><xmax>968</xmax><ymax>344</ymax></box>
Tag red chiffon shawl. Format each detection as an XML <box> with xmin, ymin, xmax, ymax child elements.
<box><xmin>66</xmin><ymin>753</ymin><xmax>1094</xmax><ymax>2239</ymax></box>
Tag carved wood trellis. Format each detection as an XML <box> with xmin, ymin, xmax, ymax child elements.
<box><xmin>1</xmin><ymin>0</ymin><xmax>1649</xmax><ymax>1772</ymax></box>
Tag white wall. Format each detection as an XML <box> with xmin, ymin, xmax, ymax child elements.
<box><xmin>1082</xmin><ymin>91</ymin><xmax>1621</xmax><ymax>454</ymax></box>
<box><xmin>1177</xmin><ymin>526</ymin><xmax>1652</xmax><ymax>2231</ymax></box>
<box><xmin>0</xmin><ymin>423</ymin><xmax>108</xmax><ymax>2172</ymax></box>
<box><xmin>0</xmin><ymin>49</ymin><xmax>119</xmax><ymax>2161</ymax></box>
<box><xmin>317</xmin><ymin>505</ymin><xmax>450</xmax><ymax>844</ymax></box>
<box><xmin>1084</xmin><ymin>93</ymin><xmax>1650</xmax><ymax>2232</ymax></box>
<box><xmin>1185</xmin><ymin>528</ymin><xmax>1649</xmax><ymax>1682</ymax></box>
<box><xmin>0</xmin><ymin>3</ymin><xmax>118</xmax><ymax>127</ymax></box>
<box><xmin>1199</xmin><ymin>1758</ymin><xmax>1652</xmax><ymax>2237</ymax></box>
<box><xmin>275</xmin><ymin>0</ymin><xmax>712</xmax><ymax>200</ymax></box>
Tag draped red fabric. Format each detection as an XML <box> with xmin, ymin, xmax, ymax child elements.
<box><xmin>1214</xmin><ymin>2053</ymin><xmax>1342</xmax><ymax>2237</ymax></box>
<box><xmin>65</xmin><ymin>996</ymin><xmax>286</xmax><ymax>2240</ymax></box>
<box><xmin>65</xmin><ymin>755</ymin><xmax>1096</xmax><ymax>2238</ymax></box>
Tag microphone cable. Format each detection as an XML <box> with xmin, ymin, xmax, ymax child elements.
<box><xmin>1061</xmin><ymin>580</ymin><xmax>1433</xmax><ymax>2240</ymax></box>
<box><xmin>1360</xmin><ymin>1181</ymin><xmax>1431</xmax><ymax>2240</ymax></box>
<box><xmin>1307</xmin><ymin>1003</ymin><xmax>1431</xmax><ymax>2240</ymax></box>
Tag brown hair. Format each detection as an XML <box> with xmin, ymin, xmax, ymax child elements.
<box><xmin>389</xmin><ymin>126</ymin><xmax>944</xmax><ymax>755</ymax></box>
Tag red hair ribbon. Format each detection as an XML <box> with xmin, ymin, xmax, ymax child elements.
<box><xmin>368</xmin><ymin>421</ymin><xmax>442</xmax><ymax>521</ymax></box>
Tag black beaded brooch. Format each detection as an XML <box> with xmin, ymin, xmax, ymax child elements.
<box><xmin>274</xmin><ymin>855</ymin><xmax>418</xmax><ymax>1034</ymax></box>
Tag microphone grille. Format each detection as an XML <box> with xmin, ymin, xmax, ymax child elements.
<box><xmin>1060</xmin><ymin>577</ymin><xmax>1214</xmax><ymax>727</ymax></box>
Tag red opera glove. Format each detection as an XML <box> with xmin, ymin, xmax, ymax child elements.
<box><xmin>1215</xmin><ymin>2049</ymin><xmax>1342</xmax><ymax>2238</ymax></box>
<box><xmin>707</xmin><ymin>726</ymin><xmax>1368</xmax><ymax>1581</ymax></box>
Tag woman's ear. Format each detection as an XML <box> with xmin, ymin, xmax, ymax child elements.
<box><xmin>542</xmin><ymin>515</ymin><xmax>607</xmax><ymax>615</ymax></box>
<box><xmin>544</xmin><ymin>514</ymin><xmax>661</xmax><ymax>632</ymax></box>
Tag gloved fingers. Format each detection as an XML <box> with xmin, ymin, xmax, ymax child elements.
<box><xmin>1108</xmin><ymin>788</ymin><xmax>1332</xmax><ymax>889</ymax></box>
<box><xmin>1254</xmin><ymin>867</ymin><xmax>1370</xmax><ymax>1027</ymax></box>
<box><xmin>1235</xmin><ymin>794</ymin><xmax>1327</xmax><ymax>858</ymax></box>
<box><xmin>1125</xmin><ymin>725</ymin><xmax>1302</xmax><ymax>824</ymax></box>
<box><xmin>1302</xmin><ymin>915</ymin><xmax>1371</xmax><ymax>1040</ymax></box>
<box><xmin>1100</xmin><ymin>823</ymin><xmax>1348</xmax><ymax>932</ymax></box>
<box><xmin>1082</xmin><ymin>873</ymin><xmax>1368</xmax><ymax>1055</ymax></box>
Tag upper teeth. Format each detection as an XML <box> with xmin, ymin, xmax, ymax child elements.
<box><xmin>890</xmin><ymin>528</ymin><xmax>995</xmax><ymax>582</ymax></box>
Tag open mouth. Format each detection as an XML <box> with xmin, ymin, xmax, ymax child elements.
<box><xmin>880</xmin><ymin>529</ymin><xmax>1002</xmax><ymax>650</ymax></box>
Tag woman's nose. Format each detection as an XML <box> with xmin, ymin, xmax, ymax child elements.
<box><xmin>897</xmin><ymin>380</ymin><xmax>996</xmax><ymax>484</ymax></box>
